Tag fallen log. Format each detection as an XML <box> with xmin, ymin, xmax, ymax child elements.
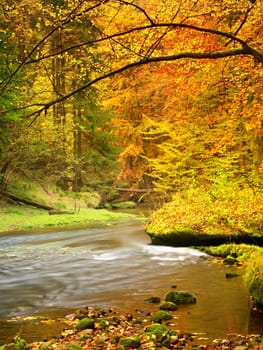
<box><xmin>0</xmin><ymin>190</ymin><xmax>54</xmax><ymax>210</ymax></box>
<box><xmin>114</xmin><ymin>188</ymin><xmax>154</xmax><ymax>193</ymax></box>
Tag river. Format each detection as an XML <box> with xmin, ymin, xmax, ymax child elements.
<box><xmin>0</xmin><ymin>218</ymin><xmax>262</xmax><ymax>344</ymax></box>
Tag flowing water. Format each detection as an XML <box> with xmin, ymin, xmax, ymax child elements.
<box><xmin>0</xmin><ymin>218</ymin><xmax>262</xmax><ymax>344</ymax></box>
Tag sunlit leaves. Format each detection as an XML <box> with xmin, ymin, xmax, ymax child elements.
<box><xmin>0</xmin><ymin>0</ymin><xmax>262</xmax><ymax>192</ymax></box>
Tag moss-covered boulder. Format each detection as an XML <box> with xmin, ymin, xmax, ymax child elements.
<box><xmin>118</xmin><ymin>336</ymin><xmax>141</xmax><ymax>348</ymax></box>
<box><xmin>144</xmin><ymin>323</ymin><xmax>170</xmax><ymax>342</ymax></box>
<box><xmin>146</xmin><ymin>190</ymin><xmax>263</xmax><ymax>247</ymax></box>
<box><xmin>165</xmin><ymin>291</ymin><xmax>196</xmax><ymax>304</ymax></box>
<box><xmin>243</xmin><ymin>252</ymin><xmax>263</xmax><ymax>312</ymax></box>
<box><xmin>223</xmin><ymin>255</ymin><xmax>238</xmax><ymax>265</ymax></box>
<box><xmin>75</xmin><ymin>318</ymin><xmax>95</xmax><ymax>331</ymax></box>
<box><xmin>152</xmin><ymin>310</ymin><xmax>173</xmax><ymax>323</ymax></box>
<box><xmin>159</xmin><ymin>301</ymin><xmax>178</xmax><ymax>311</ymax></box>
<box><xmin>145</xmin><ymin>296</ymin><xmax>161</xmax><ymax>304</ymax></box>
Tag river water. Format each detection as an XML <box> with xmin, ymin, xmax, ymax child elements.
<box><xmin>0</xmin><ymin>218</ymin><xmax>262</xmax><ymax>343</ymax></box>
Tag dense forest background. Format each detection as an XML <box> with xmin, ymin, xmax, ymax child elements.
<box><xmin>0</xmin><ymin>0</ymin><xmax>262</xmax><ymax>200</ymax></box>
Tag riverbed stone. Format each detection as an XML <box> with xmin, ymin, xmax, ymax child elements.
<box><xmin>223</xmin><ymin>255</ymin><xmax>238</xmax><ymax>265</ymax></box>
<box><xmin>164</xmin><ymin>291</ymin><xmax>196</xmax><ymax>304</ymax></box>
<box><xmin>144</xmin><ymin>323</ymin><xmax>170</xmax><ymax>342</ymax></box>
<box><xmin>145</xmin><ymin>296</ymin><xmax>161</xmax><ymax>304</ymax></box>
<box><xmin>225</xmin><ymin>272</ymin><xmax>240</xmax><ymax>278</ymax></box>
<box><xmin>118</xmin><ymin>336</ymin><xmax>141</xmax><ymax>348</ymax></box>
<box><xmin>75</xmin><ymin>317</ymin><xmax>95</xmax><ymax>331</ymax></box>
<box><xmin>159</xmin><ymin>301</ymin><xmax>178</xmax><ymax>311</ymax></box>
<box><xmin>152</xmin><ymin>310</ymin><xmax>173</xmax><ymax>323</ymax></box>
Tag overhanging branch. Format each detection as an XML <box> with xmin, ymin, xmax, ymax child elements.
<box><xmin>26</xmin><ymin>21</ymin><xmax>263</xmax><ymax>65</ymax></box>
<box><xmin>25</xmin><ymin>47</ymin><xmax>253</xmax><ymax>122</ymax></box>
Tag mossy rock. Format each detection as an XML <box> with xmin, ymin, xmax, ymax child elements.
<box><xmin>243</xmin><ymin>251</ymin><xmax>263</xmax><ymax>310</ymax></box>
<box><xmin>165</xmin><ymin>291</ymin><xmax>196</xmax><ymax>304</ymax></box>
<box><xmin>152</xmin><ymin>310</ymin><xmax>173</xmax><ymax>323</ymax></box>
<box><xmin>223</xmin><ymin>255</ymin><xmax>238</xmax><ymax>265</ymax></box>
<box><xmin>98</xmin><ymin>319</ymin><xmax>111</xmax><ymax>329</ymax></box>
<box><xmin>118</xmin><ymin>336</ymin><xmax>141</xmax><ymax>348</ymax></box>
<box><xmin>225</xmin><ymin>272</ymin><xmax>239</xmax><ymax>278</ymax></box>
<box><xmin>144</xmin><ymin>323</ymin><xmax>170</xmax><ymax>342</ymax></box>
<box><xmin>159</xmin><ymin>301</ymin><xmax>178</xmax><ymax>311</ymax></box>
<box><xmin>112</xmin><ymin>201</ymin><xmax>136</xmax><ymax>209</ymax></box>
<box><xmin>145</xmin><ymin>296</ymin><xmax>161</xmax><ymax>304</ymax></box>
<box><xmin>75</xmin><ymin>317</ymin><xmax>95</xmax><ymax>331</ymax></box>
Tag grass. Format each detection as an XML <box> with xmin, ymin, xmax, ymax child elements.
<box><xmin>0</xmin><ymin>175</ymin><xmax>136</xmax><ymax>233</ymax></box>
<box><xmin>0</xmin><ymin>205</ymin><xmax>135</xmax><ymax>234</ymax></box>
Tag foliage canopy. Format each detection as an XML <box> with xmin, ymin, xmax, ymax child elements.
<box><xmin>0</xmin><ymin>0</ymin><xmax>262</xmax><ymax>193</ymax></box>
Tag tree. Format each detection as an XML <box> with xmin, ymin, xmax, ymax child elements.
<box><xmin>0</xmin><ymin>5</ymin><xmax>25</xmax><ymax>185</ymax></box>
<box><xmin>0</xmin><ymin>0</ymin><xmax>120</xmax><ymax>191</ymax></box>
<box><xmin>1</xmin><ymin>0</ymin><xmax>262</xmax><ymax>192</ymax></box>
<box><xmin>2</xmin><ymin>0</ymin><xmax>261</xmax><ymax>117</ymax></box>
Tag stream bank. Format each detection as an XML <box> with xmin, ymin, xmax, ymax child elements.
<box><xmin>0</xmin><ymin>186</ymin><xmax>262</xmax><ymax>348</ymax></box>
<box><xmin>2</xmin><ymin>306</ymin><xmax>263</xmax><ymax>350</ymax></box>
<box><xmin>0</xmin><ymin>219</ymin><xmax>263</xmax><ymax>347</ymax></box>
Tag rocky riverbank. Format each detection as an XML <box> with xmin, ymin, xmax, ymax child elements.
<box><xmin>146</xmin><ymin>189</ymin><xmax>263</xmax><ymax>316</ymax></box>
<box><xmin>2</xmin><ymin>306</ymin><xmax>262</xmax><ymax>350</ymax></box>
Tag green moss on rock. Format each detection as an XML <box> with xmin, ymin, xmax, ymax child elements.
<box><xmin>165</xmin><ymin>291</ymin><xmax>196</xmax><ymax>304</ymax></box>
<box><xmin>118</xmin><ymin>336</ymin><xmax>141</xmax><ymax>348</ymax></box>
<box><xmin>152</xmin><ymin>310</ymin><xmax>173</xmax><ymax>323</ymax></box>
<box><xmin>145</xmin><ymin>296</ymin><xmax>161</xmax><ymax>304</ymax></box>
<box><xmin>144</xmin><ymin>323</ymin><xmax>170</xmax><ymax>342</ymax></box>
<box><xmin>75</xmin><ymin>318</ymin><xmax>95</xmax><ymax>331</ymax></box>
<box><xmin>223</xmin><ymin>255</ymin><xmax>238</xmax><ymax>265</ymax></box>
<box><xmin>159</xmin><ymin>301</ymin><xmax>178</xmax><ymax>311</ymax></box>
<box><xmin>244</xmin><ymin>251</ymin><xmax>263</xmax><ymax>311</ymax></box>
